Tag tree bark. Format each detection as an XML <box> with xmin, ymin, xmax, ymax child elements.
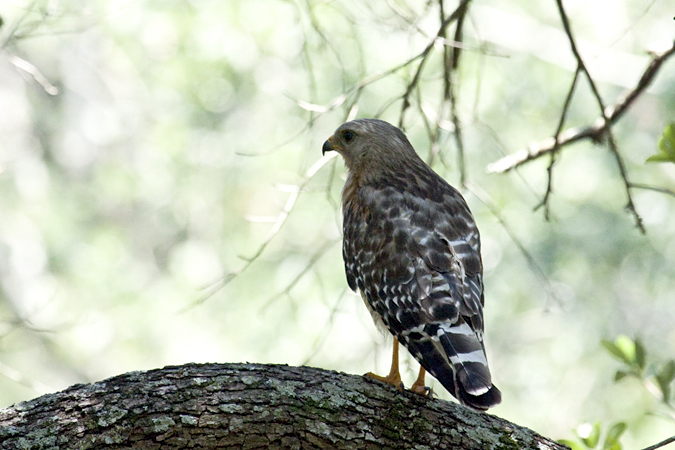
<box><xmin>0</xmin><ymin>363</ymin><xmax>567</xmax><ymax>449</ymax></box>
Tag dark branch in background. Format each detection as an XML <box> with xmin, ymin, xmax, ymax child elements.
<box><xmin>534</xmin><ymin>65</ymin><xmax>581</xmax><ymax>220</ymax></box>
<box><xmin>629</xmin><ymin>183</ymin><xmax>675</xmax><ymax>198</ymax></box>
<box><xmin>446</xmin><ymin>0</ymin><xmax>469</xmax><ymax>186</ymax></box>
<box><xmin>488</xmin><ymin>39</ymin><xmax>675</xmax><ymax>174</ymax></box>
<box><xmin>467</xmin><ymin>183</ymin><xmax>561</xmax><ymax>309</ymax></box>
<box><xmin>641</xmin><ymin>435</ymin><xmax>675</xmax><ymax>450</ymax></box>
<box><xmin>416</xmin><ymin>2</ymin><xmax>453</xmax><ymax>171</ymax></box>
<box><xmin>552</xmin><ymin>0</ymin><xmax>643</xmax><ymax>231</ymax></box>
<box><xmin>398</xmin><ymin>0</ymin><xmax>472</xmax><ymax>128</ymax></box>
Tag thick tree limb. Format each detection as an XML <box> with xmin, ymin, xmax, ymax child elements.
<box><xmin>0</xmin><ymin>363</ymin><xmax>566</xmax><ymax>449</ymax></box>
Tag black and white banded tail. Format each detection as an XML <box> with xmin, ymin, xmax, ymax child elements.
<box><xmin>403</xmin><ymin>320</ymin><xmax>501</xmax><ymax>411</ymax></box>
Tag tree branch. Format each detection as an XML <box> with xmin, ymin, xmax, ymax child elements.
<box><xmin>533</xmin><ymin>65</ymin><xmax>581</xmax><ymax>219</ymax></box>
<box><xmin>641</xmin><ymin>435</ymin><xmax>675</xmax><ymax>450</ymax></box>
<box><xmin>487</xmin><ymin>39</ymin><xmax>675</xmax><ymax>175</ymax></box>
<box><xmin>398</xmin><ymin>0</ymin><xmax>472</xmax><ymax>127</ymax></box>
<box><xmin>0</xmin><ymin>363</ymin><xmax>567</xmax><ymax>450</ymax></box>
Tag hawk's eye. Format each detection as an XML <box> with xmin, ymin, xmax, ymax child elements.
<box><xmin>342</xmin><ymin>130</ymin><xmax>355</xmax><ymax>143</ymax></box>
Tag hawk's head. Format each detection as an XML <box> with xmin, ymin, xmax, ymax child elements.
<box><xmin>322</xmin><ymin>119</ymin><xmax>419</xmax><ymax>175</ymax></box>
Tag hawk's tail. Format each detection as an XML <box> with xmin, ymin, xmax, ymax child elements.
<box><xmin>405</xmin><ymin>322</ymin><xmax>501</xmax><ymax>411</ymax></box>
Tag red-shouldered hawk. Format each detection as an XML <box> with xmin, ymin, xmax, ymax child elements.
<box><xmin>323</xmin><ymin>118</ymin><xmax>501</xmax><ymax>410</ymax></box>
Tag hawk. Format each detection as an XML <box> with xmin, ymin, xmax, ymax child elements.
<box><xmin>322</xmin><ymin>118</ymin><xmax>501</xmax><ymax>410</ymax></box>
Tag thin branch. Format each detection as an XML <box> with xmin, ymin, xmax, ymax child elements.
<box><xmin>301</xmin><ymin>287</ymin><xmax>348</xmax><ymax>366</ymax></box>
<box><xmin>556</xmin><ymin>1</ymin><xmax>641</xmax><ymax>231</ymax></box>
<box><xmin>398</xmin><ymin>0</ymin><xmax>472</xmax><ymax>128</ymax></box>
<box><xmin>554</xmin><ymin>0</ymin><xmax>644</xmax><ymax>232</ymax></box>
<box><xmin>487</xmin><ymin>39</ymin><xmax>675</xmax><ymax>174</ymax></box>
<box><xmin>641</xmin><ymin>435</ymin><xmax>675</xmax><ymax>450</ymax></box>
<box><xmin>420</xmin><ymin>0</ymin><xmax>449</xmax><ymax>170</ymax></box>
<box><xmin>446</xmin><ymin>0</ymin><xmax>469</xmax><ymax>186</ymax></box>
<box><xmin>291</xmin><ymin>54</ymin><xmax>424</xmax><ymax>118</ymax></box>
<box><xmin>1</xmin><ymin>3</ymin><xmax>60</xmax><ymax>96</ymax></box>
<box><xmin>1</xmin><ymin>0</ymin><xmax>37</xmax><ymax>48</ymax></box>
<box><xmin>629</xmin><ymin>183</ymin><xmax>675</xmax><ymax>199</ymax></box>
<box><xmin>4</xmin><ymin>52</ymin><xmax>59</xmax><ymax>95</ymax></box>
<box><xmin>533</xmin><ymin>65</ymin><xmax>581</xmax><ymax>219</ymax></box>
<box><xmin>0</xmin><ymin>360</ymin><xmax>52</xmax><ymax>395</ymax></box>
<box><xmin>181</xmin><ymin>153</ymin><xmax>338</xmax><ymax>311</ymax></box>
<box><xmin>467</xmin><ymin>182</ymin><xmax>560</xmax><ymax>309</ymax></box>
<box><xmin>259</xmin><ymin>238</ymin><xmax>339</xmax><ymax>313</ymax></box>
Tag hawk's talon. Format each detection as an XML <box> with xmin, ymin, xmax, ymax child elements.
<box><xmin>412</xmin><ymin>385</ymin><xmax>434</xmax><ymax>398</ymax></box>
<box><xmin>410</xmin><ymin>366</ymin><xmax>429</xmax><ymax>397</ymax></box>
<box><xmin>364</xmin><ymin>339</ymin><xmax>403</xmax><ymax>391</ymax></box>
<box><xmin>364</xmin><ymin>371</ymin><xmax>403</xmax><ymax>392</ymax></box>
<box><xmin>410</xmin><ymin>383</ymin><xmax>430</xmax><ymax>397</ymax></box>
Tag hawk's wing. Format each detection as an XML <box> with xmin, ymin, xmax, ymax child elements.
<box><xmin>343</xmin><ymin>179</ymin><xmax>500</xmax><ymax>410</ymax></box>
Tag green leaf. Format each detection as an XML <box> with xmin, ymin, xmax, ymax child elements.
<box><xmin>614</xmin><ymin>370</ymin><xmax>629</xmax><ymax>382</ymax></box>
<box><xmin>604</xmin><ymin>422</ymin><xmax>627</xmax><ymax>450</ymax></box>
<box><xmin>656</xmin><ymin>360</ymin><xmax>675</xmax><ymax>386</ymax></box>
<box><xmin>615</xmin><ymin>335</ymin><xmax>636</xmax><ymax>365</ymax></box>
<box><xmin>659</xmin><ymin>123</ymin><xmax>675</xmax><ymax>157</ymax></box>
<box><xmin>579</xmin><ymin>422</ymin><xmax>601</xmax><ymax>449</ymax></box>
<box><xmin>634</xmin><ymin>338</ymin><xmax>647</xmax><ymax>371</ymax></box>
<box><xmin>646</xmin><ymin>153</ymin><xmax>675</xmax><ymax>163</ymax></box>
<box><xmin>602</xmin><ymin>340</ymin><xmax>628</xmax><ymax>363</ymax></box>
<box><xmin>647</xmin><ymin>123</ymin><xmax>675</xmax><ymax>164</ymax></box>
<box><xmin>559</xmin><ymin>439</ymin><xmax>587</xmax><ymax>450</ymax></box>
<box><xmin>603</xmin><ymin>441</ymin><xmax>621</xmax><ymax>450</ymax></box>
<box><xmin>656</xmin><ymin>360</ymin><xmax>675</xmax><ymax>403</ymax></box>
<box><xmin>603</xmin><ymin>336</ymin><xmax>636</xmax><ymax>365</ymax></box>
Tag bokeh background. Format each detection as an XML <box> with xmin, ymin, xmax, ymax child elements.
<box><xmin>1</xmin><ymin>0</ymin><xmax>674</xmax><ymax>447</ymax></box>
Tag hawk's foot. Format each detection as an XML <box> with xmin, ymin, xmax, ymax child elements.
<box><xmin>365</xmin><ymin>370</ymin><xmax>404</xmax><ymax>392</ymax></box>
<box><xmin>410</xmin><ymin>366</ymin><xmax>432</xmax><ymax>397</ymax></box>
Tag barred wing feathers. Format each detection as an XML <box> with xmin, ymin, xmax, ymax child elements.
<box><xmin>343</xmin><ymin>170</ymin><xmax>501</xmax><ymax>410</ymax></box>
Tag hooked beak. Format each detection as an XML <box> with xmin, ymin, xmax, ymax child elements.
<box><xmin>322</xmin><ymin>136</ymin><xmax>335</xmax><ymax>155</ymax></box>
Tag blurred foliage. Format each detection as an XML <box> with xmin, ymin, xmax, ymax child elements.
<box><xmin>560</xmin><ymin>421</ymin><xmax>627</xmax><ymax>450</ymax></box>
<box><xmin>0</xmin><ymin>0</ymin><xmax>674</xmax><ymax>448</ymax></box>
<box><xmin>561</xmin><ymin>335</ymin><xmax>675</xmax><ymax>450</ymax></box>
<box><xmin>603</xmin><ymin>335</ymin><xmax>675</xmax><ymax>415</ymax></box>
<box><xmin>647</xmin><ymin>123</ymin><xmax>675</xmax><ymax>164</ymax></box>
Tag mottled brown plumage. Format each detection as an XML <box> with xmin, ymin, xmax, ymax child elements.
<box><xmin>323</xmin><ymin>118</ymin><xmax>501</xmax><ymax>410</ymax></box>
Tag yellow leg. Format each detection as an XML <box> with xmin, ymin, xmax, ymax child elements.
<box><xmin>366</xmin><ymin>339</ymin><xmax>403</xmax><ymax>391</ymax></box>
<box><xmin>410</xmin><ymin>366</ymin><xmax>429</xmax><ymax>396</ymax></box>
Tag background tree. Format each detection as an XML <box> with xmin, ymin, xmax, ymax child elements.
<box><xmin>0</xmin><ymin>0</ymin><xmax>674</xmax><ymax>448</ymax></box>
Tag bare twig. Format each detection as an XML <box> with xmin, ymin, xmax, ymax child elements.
<box><xmin>181</xmin><ymin>153</ymin><xmax>339</xmax><ymax>310</ymax></box>
<box><xmin>446</xmin><ymin>0</ymin><xmax>469</xmax><ymax>186</ymax></box>
<box><xmin>554</xmin><ymin>0</ymin><xmax>644</xmax><ymax>232</ymax></box>
<box><xmin>398</xmin><ymin>0</ymin><xmax>472</xmax><ymax>128</ymax></box>
<box><xmin>467</xmin><ymin>182</ymin><xmax>560</xmax><ymax>309</ymax></box>
<box><xmin>1</xmin><ymin>2</ymin><xmax>60</xmax><ymax>96</ymax></box>
<box><xmin>301</xmin><ymin>287</ymin><xmax>348</xmax><ymax>366</ymax></box>
<box><xmin>533</xmin><ymin>65</ymin><xmax>581</xmax><ymax>219</ymax></box>
<box><xmin>628</xmin><ymin>183</ymin><xmax>675</xmax><ymax>199</ymax></box>
<box><xmin>489</xmin><ymin>1</ymin><xmax>675</xmax><ymax>232</ymax></box>
<box><xmin>640</xmin><ymin>435</ymin><xmax>675</xmax><ymax>450</ymax></box>
<box><xmin>4</xmin><ymin>52</ymin><xmax>59</xmax><ymax>95</ymax></box>
<box><xmin>488</xmin><ymin>39</ymin><xmax>675</xmax><ymax>174</ymax></box>
<box><xmin>259</xmin><ymin>238</ymin><xmax>339</xmax><ymax>313</ymax></box>
<box><xmin>0</xmin><ymin>360</ymin><xmax>52</xmax><ymax>395</ymax></box>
